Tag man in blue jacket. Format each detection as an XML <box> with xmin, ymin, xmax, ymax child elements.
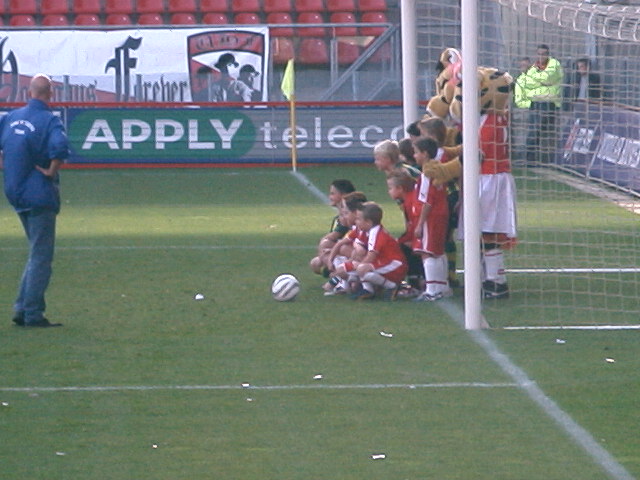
<box><xmin>0</xmin><ymin>74</ymin><xmax>69</xmax><ymax>327</ymax></box>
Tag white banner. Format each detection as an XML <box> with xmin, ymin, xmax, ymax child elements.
<box><xmin>0</xmin><ymin>27</ymin><xmax>269</xmax><ymax>103</ymax></box>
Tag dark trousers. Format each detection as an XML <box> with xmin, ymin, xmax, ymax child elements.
<box><xmin>526</xmin><ymin>101</ymin><xmax>558</xmax><ymax>164</ymax></box>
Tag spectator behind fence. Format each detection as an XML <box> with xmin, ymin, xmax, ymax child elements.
<box><xmin>525</xmin><ymin>44</ymin><xmax>563</xmax><ymax>164</ymax></box>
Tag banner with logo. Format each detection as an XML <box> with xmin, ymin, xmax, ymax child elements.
<box><xmin>65</xmin><ymin>105</ymin><xmax>404</xmax><ymax>165</ymax></box>
<box><xmin>560</xmin><ymin>102</ymin><xmax>640</xmax><ymax>194</ymax></box>
<box><xmin>0</xmin><ymin>27</ymin><xmax>268</xmax><ymax>103</ymax></box>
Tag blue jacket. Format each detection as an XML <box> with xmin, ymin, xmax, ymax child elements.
<box><xmin>0</xmin><ymin>99</ymin><xmax>69</xmax><ymax>213</ymax></box>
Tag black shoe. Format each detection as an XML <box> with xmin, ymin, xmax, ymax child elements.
<box><xmin>483</xmin><ymin>281</ymin><xmax>510</xmax><ymax>299</ymax></box>
<box><xmin>22</xmin><ymin>318</ymin><xmax>63</xmax><ymax>328</ymax></box>
<box><xmin>12</xmin><ymin>314</ymin><xmax>24</xmax><ymax>326</ymax></box>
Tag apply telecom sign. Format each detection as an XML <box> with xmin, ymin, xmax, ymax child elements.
<box><xmin>68</xmin><ymin>108</ymin><xmax>256</xmax><ymax>164</ymax></box>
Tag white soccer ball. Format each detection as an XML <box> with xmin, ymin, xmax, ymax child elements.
<box><xmin>271</xmin><ymin>274</ymin><xmax>300</xmax><ymax>302</ymax></box>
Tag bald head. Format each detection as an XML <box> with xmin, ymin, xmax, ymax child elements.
<box><xmin>29</xmin><ymin>74</ymin><xmax>52</xmax><ymax>102</ymax></box>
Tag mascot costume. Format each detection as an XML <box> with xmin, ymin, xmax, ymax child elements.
<box><xmin>422</xmin><ymin>49</ymin><xmax>517</xmax><ymax>299</ymax></box>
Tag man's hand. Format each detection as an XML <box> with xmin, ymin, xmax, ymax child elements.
<box><xmin>35</xmin><ymin>159</ymin><xmax>62</xmax><ymax>178</ymax></box>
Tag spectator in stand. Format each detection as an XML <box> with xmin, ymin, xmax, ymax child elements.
<box><xmin>565</xmin><ymin>58</ymin><xmax>602</xmax><ymax>102</ymax></box>
<box><xmin>525</xmin><ymin>44</ymin><xmax>563</xmax><ymax>164</ymax></box>
<box><xmin>512</xmin><ymin>57</ymin><xmax>533</xmax><ymax>160</ymax></box>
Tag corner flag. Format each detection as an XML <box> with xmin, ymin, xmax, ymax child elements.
<box><xmin>281</xmin><ymin>59</ymin><xmax>295</xmax><ymax>101</ymax></box>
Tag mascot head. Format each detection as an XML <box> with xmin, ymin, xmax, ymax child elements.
<box><xmin>448</xmin><ymin>67</ymin><xmax>513</xmax><ymax>124</ymax></box>
<box><xmin>478</xmin><ymin>67</ymin><xmax>513</xmax><ymax>115</ymax></box>
<box><xmin>434</xmin><ymin>48</ymin><xmax>462</xmax><ymax>96</ymax></box>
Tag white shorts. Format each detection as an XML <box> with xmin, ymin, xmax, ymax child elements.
<box><xmin>458</xmin><ymin>172</ymin><xmax>517</xmax><ymax>239</ymax></box>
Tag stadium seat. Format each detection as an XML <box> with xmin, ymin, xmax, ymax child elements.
<box><xmin>105</xmin><ymin>12</ymin><xmax>132</xmax><ymax>24</ymax></box>
<box><xmin>327</xmin><ymin>0</ymin><xmax>355</xmax><ymax>13</ymax></box>
<box><xmin>74</xmin><ymin>12</ymin><xmax>100</xmax><ymax>24</ymax></box>
<box><xmin>138</xmin><ymin>12</ymin><xmax>164</xmax><ymax>24</ymax></box>
<box><xmin>297</xmin><ymin>11</ymin><xmax>326</xmax><ymax>37</ymax></box>
<box><xmin>298</xmin><ymin>38</ymin><xmax>329</xmax><ymax>65</ymax></box>
<box><xmin>168</xmin><ymin>0</ymin><xmax>196</xmax><ymax>13</ymax></box>
<box><xmin>330</xmin><ymin>11</ymin><xmax>357</xmax><ymax>36</ymax></box>
<box><xmin>200</xmin><ymin>0</ymin><xmax>228</xmax><ymax>13</ymax></box>
<box><xmin>357</xmin><ymin>0</ymin><xmax>387</xmax><ymax>11</ymax></box>
<box><xmin>0</xmin><ymin>0</ymin><xmax>4</xmax><ymax>14</ymax></box>
<box><xmin>234</xmin><ymin>12</ymin><xmax>261</xmax><ymax>24</ymax></box>
<box><xmin>360</xmin><ymin>11</ymin><xmax>388</xmax><ymax>36</ymax></box>
<box><xmin>202</xmin><ymin>12</ymin><xmax>228</xmax><ymax>24</ymax></box>
<box><xmin>105</xmin><ymin>0</ymin><xmax>133</xmax><ymax>14</ymax></box>
<box><xmin>9</xmin><ymin>14</ymin><xmax>36</xmax><ymax>26</ymax></box>
<box><xmin>336</xmin><ymin>40</ymin><xmax>361</xmax><ymax>64</ymax></box>
<box><xmin>295</xmin><ymin>0</ymin><xmax>324</xmax><ymax>13</ymax></box>
<box><xmin>9</xmin><ymin>0</ymin><xmax>37</xmax><ymax>15</ymax></box>
<box><xmin>42</xmin><ymin>14</ymin><xmax>70</xmax><ymax>25</ymax></box>
<box><xmin>72</xmin><ymin>0</ymin><xmax>101</xmax><ymax>14</ymax></box>
<box><xmin>271</xmin><ymin>37</ymin><xmax>294</xmax><ymax>65</ymax></box>
<box><xmin>231</xmin><ymin>0</ymin><xmax>259</xmax><ymax>14</ymax></box>
<box><xmin>42</xmin><ymin>0</ymin><xmax>70</xmax><ymax>15</ymax></box>
<box><xmin>264</xmin><ymin>0</ymin><xmax>292</xmax><ymax>14</ymax></box>
<box><xmin>136</xmin><ymin>0</ymin><xmax>164</xmax><ymax>14</ymax></box>
<box><xmin>267</xmin><ymin>12</ymin><xmax>293</xmax><ymax>37</ymax></box>
<box><xmin>170</xmin><ymin>12</ymin><xmax>196</xmax><ymax>24</ymax></box>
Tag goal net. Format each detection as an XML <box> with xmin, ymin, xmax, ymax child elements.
<box><xmin>417</xmin><ymin>0</ymin><xmax>640</xmax><ymax>327</ymax></box>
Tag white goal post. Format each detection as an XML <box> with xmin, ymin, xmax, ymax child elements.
<box><xmin>403</xmin><ymin>0</ymin><xmax>640</xmax><ymax>328</ymax></box>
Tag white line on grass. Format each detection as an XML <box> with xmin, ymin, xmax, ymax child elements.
<box><xmin>438</xmin><ymin>300</ymin><xmax>636</xmax><ymax>480</ymax></box>
<box><xmin>503</xmin><ymin>325</ymin><xmax>640</xmax><ymax>331</ymax></box>
<box><xmin>0</xmin><ymin>382</ymin><xmax>517</xmax><ymax>393</ymax></box>
<box><xmin>290</xmin><ymin>171</ymin><xmax>636</xmax><ymax>480</ymax></box>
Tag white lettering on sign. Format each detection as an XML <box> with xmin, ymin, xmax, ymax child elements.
<box><xmin>81</xmin><ymin>118</ymin><xmax>244</xmax><ymax>150</ymax></box>
<box><xmin>259</xmin><ymin>117</ymin><xmax>401</xmax><ymax>150</ymax></box>
<box><xmin>82</xmin><ymin>119</ymin><xmax>120</xmax><ymax>149</ymax></box>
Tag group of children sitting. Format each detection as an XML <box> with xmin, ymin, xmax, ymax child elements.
<box><xmin>309</xmin><ymin>116</ymin><xmax>464</xmax><ymax>302</ymax></box>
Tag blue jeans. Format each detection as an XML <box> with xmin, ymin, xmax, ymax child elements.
<box><xmin>15</xmin><ymin>208</ymin><xmax>57</xmax><ymax>324</ymax></box>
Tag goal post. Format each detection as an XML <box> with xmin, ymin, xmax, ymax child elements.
<box><xmin>407</xmin><ymin>0</ymin><xmax>640</xmax><ymax>328</ymax></box>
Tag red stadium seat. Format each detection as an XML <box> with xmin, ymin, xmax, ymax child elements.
<box><xmin>295</xmin><ymin>0</ymin><xmax>324</xmax><ymax>13</ymax></box>
<box><xmin>234</xmin><ymin>12</ymin><xmax>261</xmax><ymax>24</ymax></box>
<box><xmin>264</xmin><ymin>0</ymin><xmax>292</xmax><ymax>13</ymax></box>
<box><xmin>136</xmin><ymin>0</ymin><xmax>164</xmax><ymax>14</ymax></box>
<box><xmin>9</xmin><ymin>0</ymin><xmax>37</xmax><ymax>15</ymax></box>
<box><xmin>337</xmin><ymin>40</ymin><xmax>361</xmax><ymax>64</ymax></box>
<box><xmin>202</xmin><ymin>12</ymin><xmax>228</xmax><ymax>24</ymax></box>
<box><xmin>105</xmin><ymin>0</ymin><xmax>133</xmax><ymax>14</ymax></box>
<box><xmin>168</xmin><ymin>0</ymin><xmax>196</xmax><ymax>13</ymax></box>
<box><xmin>360</xmin><ymin>11</ymin><xmax>388</xmax><ymax>36</ymax></box>
<box><xmin>72</xmin><ymin>0</ymin><xmax>101</xmax><ymax>14</ymax></box>
<box><xmin>267</xmin><ymin>12</ymin><xmax>293</xmax><ymax>37</ymax></box>
<box><xmin>297</xmin><ymin>11</ymin><xmax>326</xmax><ymax>37</ymax></box>
<box><xmin>170</xmin><ymin>12</ymin><xmax>196</xmax><ymax>24</ymax></box>
<box><xmin>138</xmin><ymin>12</ymin><xmax>164</xmax><ymax>24</ymax></box>
<box><xmin>105</xmin><ymin>12</ymin><xmax>133</xmax><ymax>24</ymax></box>
<box><xmin>271</xmin><ymin>37</ymin><xmax>294</xmax><ymax>65</ymax></box>
<box><xmin>0</xmin><ymin>0</ymin><xmax>5</xmax><ymax>14</ymax></box>
<box><xmin>357</xmin><ymin>0</ymin><xmax>387</xmax><ymax>11</ymax></box>
<box><xmin>298</xmin><ymin>38</ymin><xmax>329</xmax><ymax>65</ymax></box>
<box><xmin>74</xmin><ymin>12</ymin><xmax>100</xmax><ymax>24</ymax></box>
<box><xmin>42</xmin><ymin>14</ymin><xmax>70</xmax><ymax>25</ymax></box>
<box><xmin>231</xmin><ymin>0</ymin><xmax>259</xmax><ymax>13</ymax></box>
<box><xmin>42</xmin><ymin>0</ymin><xmax>69</xmax><ymax>15</ymax></box>
<box><xmin>330</xmin><ymin>11</ymin><xmax>357</xmax><ymax>36</ymax></box>
<box><xmin>200</xmin><ymin>0</ymin><xmax>227</xmax><ymax>12</ymax></box>
<box><xmin>9</xmin><ymin>14</ymin><xmax>37</xmax><ymax>25</ymax></box>
<box><xmin>327</xmin><ymin>0</ymin><xmax>355</xmax><ymax>12</ymax></box>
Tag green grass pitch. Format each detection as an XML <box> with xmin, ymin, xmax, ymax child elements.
<box><xmin>1</xmin><ymin>166</ymin><xmax>639</xmax><ymax>479</ymax></box>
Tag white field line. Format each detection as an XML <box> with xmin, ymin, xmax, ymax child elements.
<box><xmin>437</xmin><ymin>300</ymin><xmax>636</xmax><ymax>480</ymax></box>
<box><xmin>502</xmin><ymin>325</ymin><xmax>640</xmax><ymax>331</ymax></box>
<box><xmin>295</xmin><ymin>172</ymin><xmax>635</xmax><ymax>480</ymax></box>
<box><xmin>0</xmin><ymin>382</ymin><xmax>517</xmax><ymax>393</ymax></box>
